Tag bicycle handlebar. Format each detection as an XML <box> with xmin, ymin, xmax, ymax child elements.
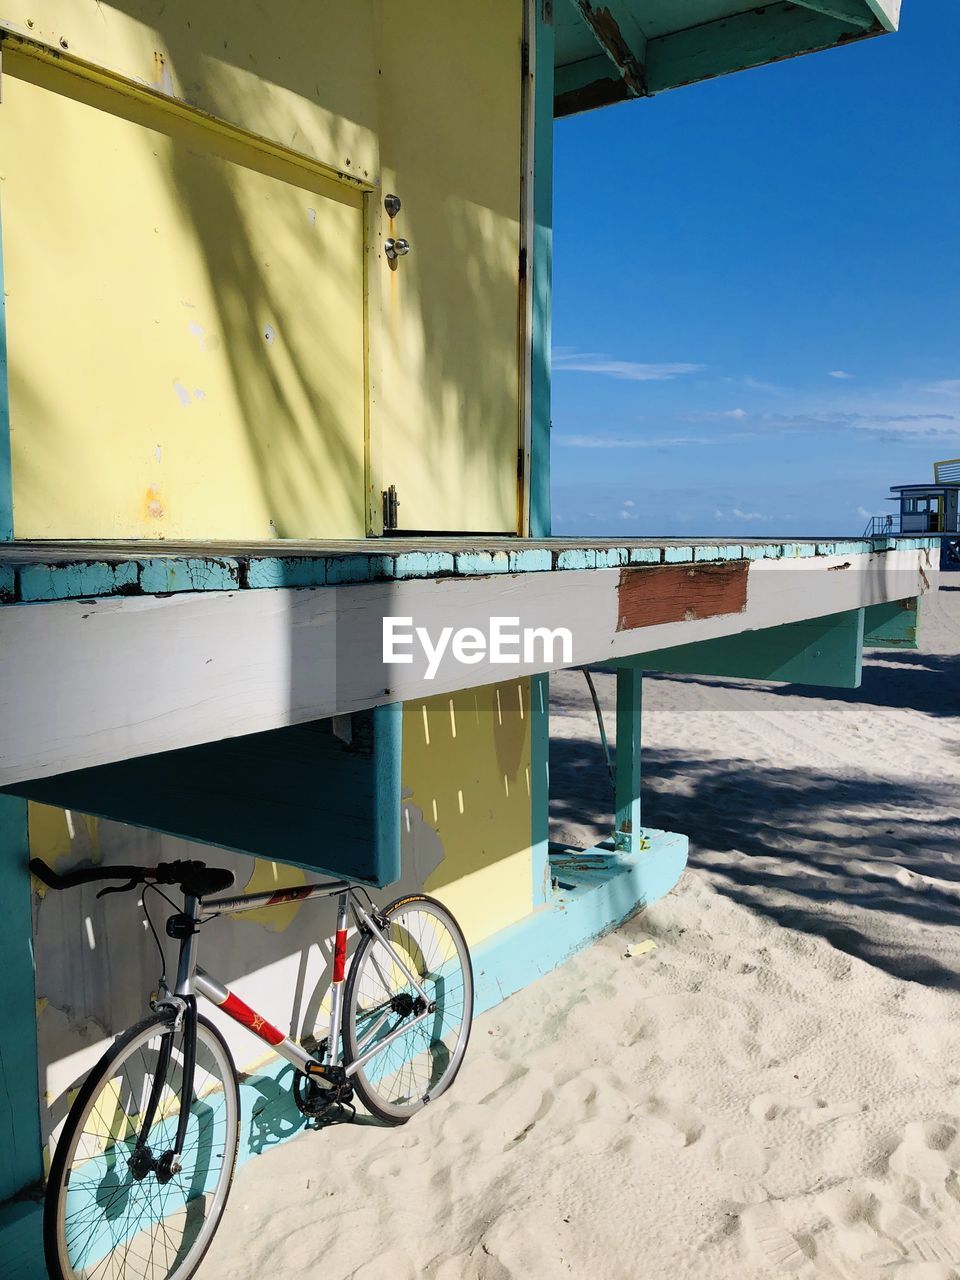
<box><xmin>30</xmin><ymin>859</ymin><xmax>153</xmax><ymax>890</ymax></box>
<box><xmin>29</xmin><ymin>858</ymin><xmax>235</xmax><ymax>898</ymax></box>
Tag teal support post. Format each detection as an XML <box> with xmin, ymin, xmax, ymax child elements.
<box><xmin>614</xmin><ymin>667</ymin><xmax>642</xmax><ymax>853</ymax></box>
<box><xmin>530</xmin><ymin>672</ymin><xmax>550</xmax><ymax>906</ymax></box>
<box><xmin>0</xmin><ymin>795</ymin><xmax>42</xmax><ymax>1200</ymax></box>
<box><xmin>529</xmin><ymin>0</ymin><xmax>554</xmax><ymax>538</ymax></box>
<box><xmin>863</xmin><ymin>597</ymin><xmax>920</xmax><ymax>649</ymax></box>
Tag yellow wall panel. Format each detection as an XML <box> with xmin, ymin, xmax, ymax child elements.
<box><xmin>375</xmin><ymin>0</ymin><xmax>524</xmax><ymax>532</ymax></box>
<box><xmin>0</xmin><ymin>1</ymin><xmax>379</xmax><ymax>179</ymax></box>
<box><xmin>2</xmin><ymin>52</ymin><xmax>367</xmax><ymax>539</ymax></box>
<box><xmin>402</xmin><ymin>679</ymin><xmax>533</xmax><ymax>946</ymax></box>
<box><xmin>1</xmin><ymin>0</ymin><xmax>525</xmax><ymax>539</ymax></box>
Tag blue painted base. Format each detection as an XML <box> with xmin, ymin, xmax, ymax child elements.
<box><xmin>0</xmin><ymin>826</ymin><xmax>688</xmax><ymax>1267</ymax></box>
<box><xmin>472</xmin><ymin>829</ymin><xmax>689</xmax><ymax>1012</ymax></box>
<box><xmin>0</xmin><ymin>1198</ymin><xmax>45</xmax><ymax>1280</ymax></box>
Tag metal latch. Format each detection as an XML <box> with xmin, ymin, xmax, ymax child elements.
<box><xmin>383</xmin><ymin>485</ymin><xmax>400</xmax><ymax>531</ymax></box>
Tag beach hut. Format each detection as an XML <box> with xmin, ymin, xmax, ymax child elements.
<box><xmin>863</xmin><ymin>458</ymin><xmax>960</xmax><ymax>568</ymax></box>
<box><xmin>0</xmin><ymin>0</ymin><xmax>934</xmax><ymax>1268</ymax></box>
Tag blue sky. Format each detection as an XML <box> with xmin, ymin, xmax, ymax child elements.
<box><xmin>551</xmin><ymin>0</ymin><xmax>960</xmax><ymax>538</ymax></box>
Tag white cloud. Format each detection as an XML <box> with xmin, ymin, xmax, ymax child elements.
<box><xmin>742</xmin><ymin>375</ymin><xmax>784</xmax><ymax>394</ymax></box>
<box><xmin>623</xmin><ymin>498</ymin><xmax>635</xmax><ymax>507</ymax></box>
<box><xmin>552</xmin><ymin>349</ymin><xmax>704</xmax><ymax>381</ymax></box>
<box><xmin>829</xmin><ymin>370</ymin><xmax>854</xmax><ymax>380</ymax></box>
<box><xmin>715</xmin><ymin>507</ymin><xmax>768</xmax><ymax>523</ymax></box>
<box><xmin>679</xmin><ymin>407</ymin><xmax>749</xmax><ymax>423</ymax></box>
<box><xmin>856</xmin><ymin>506</ymin><xmax>872</xmax><ymax>520</ymax></box>
<box><xmin>554</xmin><ymin>433</ymin><xmax>719</xmax><ymax>449</ymax></box>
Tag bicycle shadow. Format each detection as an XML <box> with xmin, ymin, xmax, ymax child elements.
<box><xmin>243</xmin><ymin>1063</ymin><xmax>389</xmax><ymax>1155</ymax></box>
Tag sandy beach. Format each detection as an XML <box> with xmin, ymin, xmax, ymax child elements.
<box><xmin>203</xmin><ymin>582</ymin><xmax>960</xmax><ymax>1280</ymax></box>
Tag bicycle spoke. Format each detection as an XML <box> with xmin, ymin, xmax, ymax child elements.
<box><xmin>346</xmin><ymin>899</ymin><xmax>473</xmax><ymax>1121</ymax></box>
<box><xmin>50</xmin><ymin>1018</ymin><xmax>237</xmax><ymax>1280</ymax></box>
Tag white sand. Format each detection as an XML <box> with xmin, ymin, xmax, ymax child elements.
<box><xmin>205</xmin><ymin>584</ymin><xmax>960</xmax><ymax>1280</ymax></box>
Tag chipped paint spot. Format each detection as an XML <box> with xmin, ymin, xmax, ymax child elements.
<box><xmin>263</xmin><ymin>324</ymin><xmax>276</xmax><ymax>344</ymax></box>
<box><xmin>306</xmin><ymin>207</ymin><xmax>317</xmax><ymax>225</ymax></box>
<box><xmin>144</xmin><ymin>485</ymin><xmax>165</xmax><ymax>520</ymax></box>
<box><xmin>617</xmin><ymin>561</ymin><xmax>748</xmax><ymax>631</ymax></box>
<box><xmin>151</xmin><ymin>50</ymin><xmax>174</xmax><ymax>96</ymax></box>
<box><xmin>193</xmin><ymin>388</ymin><xmax>205</xmax><ymax>401</ymax></box>
<box><xmin>154</xmin><ymin>444</ymin><xmax>162</xmax><ymax>463</ymax></box>
<box><xmin>172</xmin><ymin>378</ymin><xmax>191</xmax><ymax>407</ymax></box>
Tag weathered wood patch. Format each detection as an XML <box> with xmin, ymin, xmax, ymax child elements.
<box><xmin>616</xmin><ymin>561</ymin><xmax>748</xmax><ymax>631</ymax></box>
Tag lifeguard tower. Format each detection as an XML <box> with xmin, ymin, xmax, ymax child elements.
<box><xmin>864</xmin><ymin>458</ymin><xmax>960</xmax><ymax>568</ymax></box>
<box><xmin>0</xmin><ymin>2</ymin><xmax>939</xmax><ymax>1271</ymax></box>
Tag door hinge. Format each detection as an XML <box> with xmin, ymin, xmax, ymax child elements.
<box><xmin>521</xmin><ymin>39</ymin><xmax>530</xmax><ymax>77</ymax></box>
<box><xmin>517</xmin><ymin>448</ymin><xmax>525</xmax><ymax>480</ymax></box>
<box><xmin>382</xmin><ymin>484</ymin><xmax>399</xmax><ymax>531</ymax></box>
<box><xmin>518</xmin><ymin>247</ymin><xmax>527</xmax><ymax>282</ymax></box>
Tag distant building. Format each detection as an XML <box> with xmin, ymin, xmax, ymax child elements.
<box><xmin>864</xmin><ymin>458</ymin><xmax>960</xmax><ymax>568</ymax></box>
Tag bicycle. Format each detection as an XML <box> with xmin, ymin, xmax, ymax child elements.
<box><xmin>30</xmin><ymin>856</ymin><xmax>474</xmax><ymax>1280</ymax></box>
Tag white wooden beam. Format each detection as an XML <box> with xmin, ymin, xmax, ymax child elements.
<box><xmin>0</xmin><ymin>549</ymin><xmax>934</xmax><ymax>787</ymax></box>
<box><xmin>862</xmin><ymin>0</ymin><xmax>901</xmax><ymax>31</ymax></box>
<box><xmin>790</xmin><ymin>0</ymin><xmax>875</xmax><ymax>29</ymax></box>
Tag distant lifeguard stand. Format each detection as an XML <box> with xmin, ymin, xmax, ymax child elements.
<box><xmin>864</xmin><ymin>458</ymin><xmax>960</xmax><ymax>569</ymax></box>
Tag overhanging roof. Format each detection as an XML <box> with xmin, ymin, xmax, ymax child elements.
<box><xmin>554</xmin><ymin>0</ymin><xmax>901</xmax><ymax>117</ymax></box>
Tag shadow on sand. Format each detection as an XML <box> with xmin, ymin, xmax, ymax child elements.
<box><xmin>550</xmin><ymin>593</ymin><xmax>960</xmax><ymax>993</ymax></box>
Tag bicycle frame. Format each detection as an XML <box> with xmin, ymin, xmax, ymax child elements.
<box><xmin>164</xmin><ymin>878</ymin><xmax>434</xmax><ymax>1089</ymax></box>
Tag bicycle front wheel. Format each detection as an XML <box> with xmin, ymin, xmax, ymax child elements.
<box><xmin>44</xmin><ymin>1012</ymin><xmax>240</xmax><ymax>1280</ymax></box>
<box><xmin>344</xmin><ymin>894</ymin><xmax>473</xmax><ymax>1123</ymax></box>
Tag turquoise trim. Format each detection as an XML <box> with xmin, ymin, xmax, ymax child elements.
<box><xmin>863</xmin><ymin>597</ymin><xmax>920</xmax><ymax>650</ymax></box>
<box><xmin>474</xmin><ymin>834</ymin><xmax>688</xmax><ymax>1008</ymax></box>
<box><xmin>615</xmin><ymin>607</ymin><xmax>865</xmax><ymax>689</ymax></box>
<box><xmin>0</xmin><ymin>1200</ymin><xmax>44</xmax><ymax>1279</ymax></box>
<box><xmin>529</xmin><ymin>0</ymin><xmax>554</xmax><ymax>539</ymax></box>
<box><xmin>530</xmin><ymin>672</ymin><xmax>550</xmax><ymax>907</ymax></box>
<box><xmin>0</xmin><ymin>205</ymin><xmax>13</xmax><ymax>541</ymax></box>
<box><xmin>0</xmin><ymin>795</ymin><xmax>41</xmax><ymax>1201</ymax></box>
<box><xmin>0</xmin><ymin>538</ymin><xmax>939</xmax><ymax>606</ymax></box>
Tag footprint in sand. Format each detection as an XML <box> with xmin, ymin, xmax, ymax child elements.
<box><xmin>875</xmin><ymin>1201</ymin><xmax>960</xmax><ymax>1267</ymax></box>
<box><xmin>641</xmin><ymin>1094</ymin><xmax>705</xmax><ymax>1147</ymax></box>
<box><xmin>817</xmin><ymin>1184</ymin><xmax>902</xmax><ymax>1270</ymax></box>
<box><xmin>739</xmin><ymin>1202</ymin><xmax>813</xmax><ymax>1276</ymax></box>
<box><xmin>749</xmin><ymin>1091</ymin><xmax>861</xmax><ymax>1128</ymax></box>
<box><xmin>714</xmin><ymin>1131</ymin><xmax>769</xmax><ymax>1181</ymax></box>
<box><xmin>888</xmin><ymin>1118</ymin><xmax>960</xmax><ymax>1190</ymax></box>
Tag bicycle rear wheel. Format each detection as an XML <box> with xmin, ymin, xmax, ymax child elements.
<box><xmin>343</xmin><ymin>894</ymin><xmax>473</xmax><ymax>1124</ymax></box>
<box><xmin>44</xmin><ymin>1012</ymin><xmax>239</xmax><ymax>1280</ymax></box>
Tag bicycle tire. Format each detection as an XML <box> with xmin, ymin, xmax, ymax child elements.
<box><xmin>343</xmin><ymin>894</ymin><xmax>473</xmax><ymax>1124</ymax></box>
<box><xmin>44</xmin><ymin>1011</ymin><xmax>240</xmax><ymax>1280</ymax></box>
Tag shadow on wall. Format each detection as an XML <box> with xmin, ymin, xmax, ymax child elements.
<box><xmin>31</xmin><ymin>676</ymin><xmax>537</xmax><ymax>1151</ymax></box>
<box><xmin>11</xmin><ymin>0</ymin><xmax>522</xmax><ymax>537</ymax></box>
